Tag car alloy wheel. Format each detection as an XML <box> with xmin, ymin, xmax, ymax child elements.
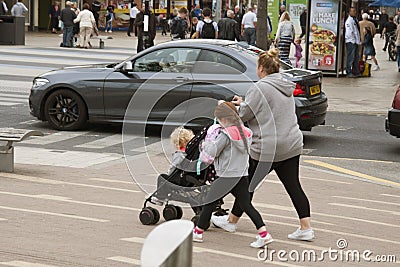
<box><xmin>44</xmin><ymin>89</ymin><xmax>87</xmax><ymax>130</ymax></box>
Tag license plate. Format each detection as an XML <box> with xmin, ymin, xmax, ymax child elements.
<box><xmin>310</xmin><ymin>85</ymin><xmax>321</xmax><ymax>96</ymax></box>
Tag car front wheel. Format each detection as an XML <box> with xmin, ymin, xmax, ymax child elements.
<box><xmin>44</xmin><ymin>89</ymin><xmax>87</xmax><ymax>130</ymax></box>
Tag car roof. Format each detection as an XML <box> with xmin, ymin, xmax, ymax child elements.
<box><xmin>154</xmin><ymin>39</ymin><xmax>237</xmax><ymax>49</ymax></box>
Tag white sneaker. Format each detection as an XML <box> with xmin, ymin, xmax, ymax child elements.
<box><xmin>192</xmin><ymin>230</ymin><xmax>203</xmax><ymax>243</ymax></box>
<box><xmin>250</xmin><ymin>233</ymin><xmax>274</xmax><ymax>248</ymax></box>
<box><xmin>105</xmin><ymin>30</ymin><xmax>108</xmax><ymax>33</ymax></box>
<box><xmin>108</xmin><ymin>30</ymin><xmax>112</xmax><ymax>33</ymax></box>
<box><xmin>372</xmin><ymin>65</ymin><xmax>380</xmax><ymax>71</ymax></box>
<box><xmin>211</xmin><ymin>214</ymin><xmax>237</xmax><ymax>232</ymax></box>
<box><xmin>288</xmin><ymin>227</ymin><xmax>314</xmax><ymax>241</ymax></box>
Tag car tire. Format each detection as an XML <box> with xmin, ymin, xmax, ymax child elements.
<box><xmin>44</xmin><ymin>89</ymin><xmax>87</xmax><ymax>131</ymax></box>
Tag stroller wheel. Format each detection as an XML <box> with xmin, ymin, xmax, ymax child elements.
<box><xmin>175</xmin><ymin>206</ymin><xmax>183</xmax><ymax>219</ymax></box>
<box><xmin>191</xmin><ymin>215</ymin><xmax>210</xmax><ymax>230</ymax></box>
<box><xmin>163</xmin><ymin>205</ymin><xmax>178</xmax><ymax>221</ymax></box>
<box><xmin>148</xmin><ymin>207</ymin><xmax>160</xmax><ymax>224</ymax></box>
<box><xmin>139</xmin><ymin>207</ymin><xmax>155</xmax><ymax>225</ymax></box>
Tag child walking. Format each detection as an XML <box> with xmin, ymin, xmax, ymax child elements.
<box><xmin>294</xmin><ymin>38</ymin><xmax>303</xmax><ymax>68</ymax></box>
<box><xmin>193</xmin><ymin>102</ymin><xmax>273</xmax><ymax>248</ymax></box>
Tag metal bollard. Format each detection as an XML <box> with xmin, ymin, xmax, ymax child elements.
<box><xmin>141</xmin><ymin>220</ymin><xmax>194</xmax><ymax>267</ymax></box>
<box><xmin>0</xmin><ymin>144</ymin><xmax>14</xmax><ymax>173</ymax></box>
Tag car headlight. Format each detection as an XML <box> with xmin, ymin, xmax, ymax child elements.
<box><xmin>32</xmin><ymin>78</ymin><xmax>49</xmax><ymax>89</ymax></box>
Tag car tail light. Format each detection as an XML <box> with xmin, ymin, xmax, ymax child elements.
<box><xmin>293</xmin><ymin>83</ymin><xmax>306</xmax><ymax>96</ymax></box>
<box><xmin>392</xmin><ymin>86</ymin><xmax>400</xmax><ymax>109</ymax></box>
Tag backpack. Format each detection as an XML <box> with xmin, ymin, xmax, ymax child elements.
<box><xmin>170</xmin><ymin>17</ymin><xmax>185</xmax><ymax>39</ymax></box>
<box><xmin>201</xmin><ymin>20</ymin><xmax>216</xmax><ymax>39</ymax></box>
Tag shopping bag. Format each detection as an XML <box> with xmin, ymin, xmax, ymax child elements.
<box><xmin>358</xmin><ymin>61</ymin><xmax>371</xmax><ymax>77</ymax></box>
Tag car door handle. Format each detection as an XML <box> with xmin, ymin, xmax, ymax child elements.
<box><xmin>174</xmin><ymin>76</ymin><xmax>189</xmax><ymax>83</ymax></box>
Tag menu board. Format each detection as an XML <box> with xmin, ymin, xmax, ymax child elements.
<box><xmin>307</xmin><ymin>0</ymin><xmax>339</xmax><ymax>71</ymax></box>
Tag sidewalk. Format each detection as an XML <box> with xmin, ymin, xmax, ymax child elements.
<box><xmin>14</xmin><ymin>31</ymin><xmax>400</xmax><ymax>114</ymax></box>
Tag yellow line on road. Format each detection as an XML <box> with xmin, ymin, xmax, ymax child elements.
<box><xmin>304</xmin><ymin>160</ymin><xmax>400</xmax><ymax>188</ymax></box>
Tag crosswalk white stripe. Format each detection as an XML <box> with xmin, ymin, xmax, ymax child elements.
<box><xmin>23</xmin><ymin>131</ymin><xmax>90</xmax><ymax>145</ymax></box>
<box><xmin>107</xmin><ymin>256</ymin><xmax>140</xmax><ymax>265</ymax></box>
<box><xmin>0</xmin><ymin>97</ymin><xmax>27</xmax><ymax>102</ymax></box>
<box><xmin>333</xmin><ymin>195</ymin><xmax>400</xmax><ymax>206</ymax></box>
<box><xmin>0</xmin><ymin>102</ymin><xmax>22</xmax><ymax>106</ymax></box>
<box><xmin>380</xmin><ymin>193</ymin><xmax>400</xmax><ymax>198</ymax></box>
<box><xmin>0</xmin><ymin>261</ymin><xmax>58</xmax><ymax>267</ymax></box>
<box><xmin>329</xmin><ymin>203</ymin><xmax>400</xmax><ymax>216</ymax></box>
<box><xmin>75</xmin><ymin>134</ymin><xmax>137</xmax><ymax>149</ymax></box>
<box><xmin>0</xmin><ymin>94</ymin><xmax>28</xmax><ymax>99</ymax></box>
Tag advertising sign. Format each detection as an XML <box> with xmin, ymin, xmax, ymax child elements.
<box><xmin>267</xmin><ymin>0</ymin><xmax>279</xmax><ymax>37</ymax></box>
<box><xmin>286</xmin><ymin>0</ymin><xmax>306</xmax><ymax>38</ymax></box>
<box><xmin>307</xmin><ymin>0</ymin><xmax>339</xmax><ymax>72</ymax></box>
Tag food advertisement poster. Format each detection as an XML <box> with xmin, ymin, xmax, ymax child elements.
<box><xmin>307</xmin><ymin>0</ymin><xmax>339</xmax><ymax>71</ymax></box>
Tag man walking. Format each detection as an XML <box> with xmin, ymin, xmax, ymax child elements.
<box><xmin>218</xmin><ymin>10</ymin><xmax>240</xmax><ymax>41</ymax></box>
<box><xmin>241</xmin><ymin>7</ymin><xmax>257</xmax><ymax>46</ymax></box>
<box><xmin>60</xmin><ymin>1</ymin><xmax>76</xmax><ymax>48</ymax></box>
<box><xmin>381</xmin><ymin>16</ymin><xmax>397</xmax><ymax>51</ymax></box>
<box><xmin>194</xmin><ymin>8</ymin><xmax>218</xmax><ymax>39</ymax></box>
<box><xmin>299</xmin><ymin>8</ymin><xmax>307</xmax><ymax>39</ymax></box>
<box><xmin>135</xmin><ymin>3</ymin><xmax>157</xmax><ymax>52</ymax></box>
<box><xmin>11</xmin><ymin>0</ymin><xmax>28</xmax><ymax>16</ymax></box>
<box><xmin>92</xmin><ymin>0</ymin><xmax>101</xmax><ymax>28</ymax></box>
<box><xmin>170</xmin><ymin>7</ymin><xmax>188</xmax><ymax>39</ymax></box>
<box><xmin>128</xmin><ymin>2</ymin><xmax>138</xmax><ymax>36</ymax></box>
<box><xmin>345</xmin><ymin>7</ymin><xmax>361</xmax><ymax>78</ymax></box>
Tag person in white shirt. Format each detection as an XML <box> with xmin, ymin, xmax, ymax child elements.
<box><xmin>128</xmin><ymin>2</ymin><xmax>139</xmax><ymax>37</ymax></box>
<box><xmin>73</xmin><ymin>3</ymin><xmax>95</xmax><ymax>49</ymax></box>
<box><xmin>11</xmin><ymin>0</ymin><xmax>28</xmax><ymax>16</ymax></box>
<box><xmin>345</xmin><ymin>7</ymin><xmax>361</xmax><ymax>77</ymax></box>
<box><xmin>241</xmin><ymin>7</ymin><xmax>257</xmax><ymax>46</ymax></box>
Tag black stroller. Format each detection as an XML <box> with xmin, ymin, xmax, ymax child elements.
<box><xmin>139</xmin><ymin>124</ymin><xmax>227</xmax><ymax>228</ymax></box>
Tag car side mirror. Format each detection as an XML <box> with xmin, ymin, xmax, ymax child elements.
<box><xmin>123</xmin><ymin>61</ymin><xmax>133</xmax><ymax>72</ymax></box>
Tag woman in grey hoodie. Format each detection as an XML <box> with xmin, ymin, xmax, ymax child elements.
<box><xmin>193</xmin><ymin>102</ymin><xmax>273</xmax><ymax>248</ymax></box>
<box><xmin>212</xmin><ymin>48</ymin><xmax>314</xmax><ymax>241</ymax></box>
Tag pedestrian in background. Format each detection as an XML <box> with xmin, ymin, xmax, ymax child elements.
<box><xmin>362</xmin><ymin>27</ymin><xmax>380</xmax><ymax>71</ymax></box>
<box><xmin>213</xmin><ymin>48</ymin><xmax>314</xmax><ymax>242</ymax></box>
<box><xmin>48</xmin><ymin>1</ymin><xmax>61</xmax><ymax>33</ymax></box>
<box><xmin>190</xmin><ymin>17</ymin><xmax>198</xmax><ymax>38</ymax></box>
<box><xmin>135</xmin><ymin>4</ymin><xmax>157</xmax><ymax>53</ymax></box>
<box><xmin>241</xmin><ymin>7</ymin><xmax>257</xmax><ymax>45</ymax></box>
<box><xmin>379</xmin><ymin>8</ymin><xmax>389</xmax><ymax>32</ymax></box>
<box><xmin>170</xmin><ymin>7</ymin><xmax>188</xmax><ymax>39</ymax></box>
<box><xmin>60</xmin><ymin>1</ymin><xmax>76</xmax><ymax>48</ymax></box>
<box><xmin>396</xmin><ymin>24</ymin><xmax>400</xmax><ymax>72</ymax></box>
<box><xmin>218</xmin><ymin>10</ymin><xmax>240</xmax><ymax>41</ymax></box>
<box><xmin>359</xmin><ymin>13</ymin><xmax>376</xmax><ymax>43</ymax></box>
<box><xmin>394</xmin><ymin>10</ymin><xmax>400</xmax><ymax>26</ymax></box>
<box><xmin>194</xmin><ymin>8</ymin><xmax>218</xmax><ymax>39</ymax></box>
<box><xmin>73</xmin><ymin>3</ymin><xmax>95</xmax><ymax>49</ymax></box>
<box><xmin>92</xmin><ymin>0</ymin><xmax>101</xmax><ymax>28</ymax></box>
<box><xmin>105</xmin><ymin>0</ymin><xmax>115</xmax><ymax>33</ymax></box>
<box><xmin>11</xmin><ymin>0</ymin><xmax>28</xmax><ymax>16</ymax></box>
<box><xmin>275</xmin><ymin>11</ymin><xmax>295</xmax><ymax>65</ymax></box>
<box><xmin>128</xmin><ymin>2</ymin><xmax>138</xmax><ymax>36</ymax></box>
<box><xmin>0</xmin><ymin>0</ymin><xmax>8</xmax><ymax>15</ymax></box>
<box><xmin>294</xmin><ymin>38</ymin><xmax>303</xmax><ymax>68</ymax></box>
<box><xmin>299</xmin><ymin>8</ymin><xmax>307</xmax><ymax>39</ymax></box>
<box><xmin>381</xmin><ymin>16</ymin><xmax>397</xmax><ymax>52</ymax></box>
<box><xmin>345</xmin><ymin>7</ymin><xmax>361</xmax><ymax>78</ymax></box>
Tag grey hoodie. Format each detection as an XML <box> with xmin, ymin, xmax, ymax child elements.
<box><xmin>202</xmin><ymin>126</ymin><xmax>253</xmax><ymax>177</ymax></box>
<box><xmin>238</xmin><ymin>73</ymin><xmax>303</xmax><ymax>162</ymax></box>
<box><xmin>11</xmin><ymin>2</ymin><xmax>28</xmax><ymax>16</ymax></box>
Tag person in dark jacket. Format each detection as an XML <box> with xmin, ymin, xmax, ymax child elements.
<box><xmin>135</xmin><ymin>3</ymin><xmax>157</xmax><ymax>52</ymax></box>
<box><xmin>60</xmin><ymin>1</ymin><xmax>77</xmax><ymax>47</ymax></box>
<box><xmin>233</xmin><ymin>5</ymin><xmax>243</xmax><ymax>37</ymax></box>
<box><xmin>48</xmin><ymin>1</ymin><xmax>61</xmax><ymax>33</ymax></box>
<box><xmin>218</xmin><ymin>10</ymin><xmax>240</xmax><ymax>41</ymax></box>
<box><xmin>299</xmin><ymin>8</ymin><xmax>307</xmax><ymax>39</ymax></box>
<box><xmin>379</xmin><ymin>8</ymin><xmax>389</xmax><ymax>32</ymax></box>
<box><xmin>92</xmin><ymin>0</ymin><xmax>101</xmax><ymax>28</ymax></box>
<box><xmin>381</xmin><ymin>16</ymin><xmax>397</xmax><ymax>51</ymax></box>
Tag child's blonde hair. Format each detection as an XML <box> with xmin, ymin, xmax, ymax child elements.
<box><xmin>170</xmin><ymin>127</ymin><xmax>195</xmax><ymax>150</ymax></box>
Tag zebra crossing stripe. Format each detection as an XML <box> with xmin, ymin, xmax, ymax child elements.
<box><xmin>23</xmin><ymin>131</ymin><xmax>90</xmax><ymax>145</ymax></box>
<box><xmin>0</xmin><ymin>261</ymin><xmax>58</xmax><ymax>267</ymax></box>
<box><xmin>0</xmin><ymin>93</ymin><xmax>28</xmax><ymax>99</ymax></box>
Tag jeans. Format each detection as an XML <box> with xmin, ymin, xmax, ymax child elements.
<box><xmin>105</xmin><ymin>13</ymin><xmax>113</xmax><ymax>31</ymax></box>
<box><xmin>244</xmin><ymin>28</ymin><xmax>256</xmax><ymax>46</ymax></box>
<box><xmin>346</xmin><ymin>42</ymin><xmax>360</xmax><ymax>75</ymax></box>
<box><xmin>397</xmin><ymin>46</ymin><xmax>400</xmax><ymax>69</ymax></box>
<box><xmin>231</xmin><ymin>155</ymin><xmax>311</xmax><ymax>220</ymax></box>
<box><xmin>63</xmin><ymin>26</ymin><xmax>73</xmax><ymax>47</ymax></box>
<box><xmin>128</xmin><ymin>18</ymin><xmax>135</xmax><ymax>35</ymax></box>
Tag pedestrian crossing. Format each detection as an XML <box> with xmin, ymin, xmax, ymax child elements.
<box><xmin>0</xmin><ymin>92</ymin><xmax>29</xmax><ymax>107</ymax></box>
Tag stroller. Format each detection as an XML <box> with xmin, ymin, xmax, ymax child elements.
<box><xmin>139</xmin><ymin>124</ymin><xmax>227</xmax><ymax>229</ymax></box>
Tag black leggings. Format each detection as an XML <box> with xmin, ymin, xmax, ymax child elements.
<box><xmin>231</xmin><ymin>155</ymin><xmax>311</xmax><ymax>219</ymax></box>
<box><xmin>197</xmin><ymin>176</ymin><xmax>265</xmax><ymax>230</ymax></box>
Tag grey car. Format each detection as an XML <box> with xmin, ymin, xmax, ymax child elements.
<box><xmin>29</xmin><ymin>40</ymin><xmax>327</xmax><ymax>131</ymax></box>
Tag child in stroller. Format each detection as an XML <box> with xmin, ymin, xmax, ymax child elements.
<box><xmin>139</xmin><ymin>125</ymin><xmax>227</xmax><ymax>227</ymax></box>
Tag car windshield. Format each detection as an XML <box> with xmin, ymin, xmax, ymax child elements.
<box><xmin>226</xmin><ymin>42</ymin><xmax>293</xmax><ymax>70</ymax></box>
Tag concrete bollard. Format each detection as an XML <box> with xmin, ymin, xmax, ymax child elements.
<box><xmin>141</xmin><ymin>220</ymin><xmax>194</xmax><ymax>267</ymax></box>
